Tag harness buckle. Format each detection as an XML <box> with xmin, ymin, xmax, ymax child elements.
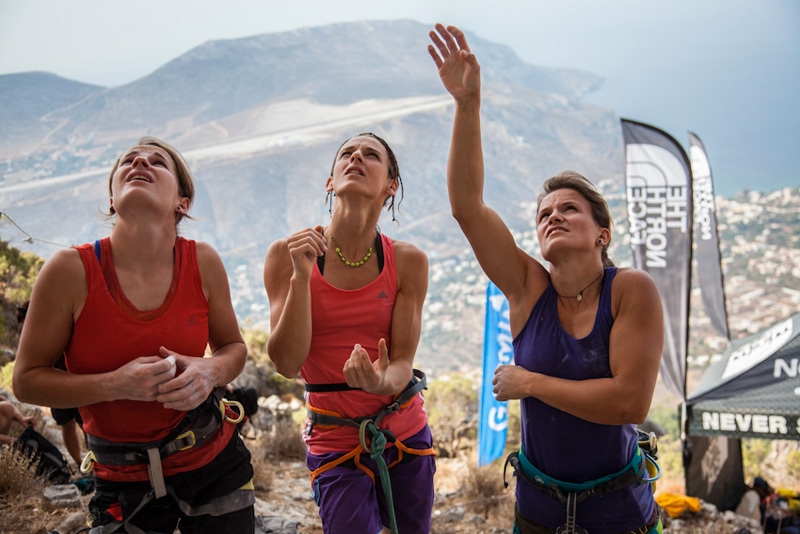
<box><xmin>383</xmin><ymin>401</ymin><xmax>401</xmax><ymax>416</ymax></box>
<box><xmin>175</xmin><ymin>430</ymin><xmax>197</xmax><ymax>451</ymax></box>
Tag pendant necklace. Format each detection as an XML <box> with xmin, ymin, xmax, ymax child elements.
<box><xmin>555</xmin><ymin>270</ymin><xmax>604</xmax><ymax>302</ymax></box>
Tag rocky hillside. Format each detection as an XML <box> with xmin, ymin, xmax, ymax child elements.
<box><xmin>1</xmin><ymin>20</ymin><xmax>798</xmax><ymax>375</ymax></box>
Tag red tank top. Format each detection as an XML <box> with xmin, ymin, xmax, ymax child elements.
<box><xmin>65</xmin><ymin>237</ymin><xmax>234</xmax><ymax>481</ymax></box>
<box><xmin>303</xmin><ymin>233</ymin><xmax>427</xmax><ymax>454</ymax></box>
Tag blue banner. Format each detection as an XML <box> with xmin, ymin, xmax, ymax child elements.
<box><xmin>477</xmin><ymin>281</ymin><xmax>512</xmax><ymax>466</ymax></box>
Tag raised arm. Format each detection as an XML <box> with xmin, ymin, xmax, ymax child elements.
<box><xmin>263</xmin><ymin>226</ymin><xmax>326</xmax><ymax>378</ymax></box>
<box><xmin>493</xmin><ymin>269</ymin><xmax>664</xmax><ymax>424</ymax></box>
<box><xmin>428</xmin><ymin>24</ymin><xmax>540</xmax><ymax>302</ymax></box>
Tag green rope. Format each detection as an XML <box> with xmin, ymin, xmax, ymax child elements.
<box><xmin>359</xmin><ymin>419</ymin><xmax>399</xmax><ymax>534</ymax></box>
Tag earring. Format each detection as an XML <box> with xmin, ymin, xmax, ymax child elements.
<box><xmin>326</xmin><ymin>191</ymin><xmax>334</xmax><ymax>217</ymax></box>
<box><xmin>597</xmin><ymin>238</ymin><xmax>604</xmax><ymax>245</ymax></box>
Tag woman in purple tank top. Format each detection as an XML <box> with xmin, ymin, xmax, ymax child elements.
<box><xmin>429</xmin><ymin>24</ymin><xmax>665</xmax><ymax>534</ymax></box>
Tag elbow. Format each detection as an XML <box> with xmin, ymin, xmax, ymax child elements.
<box><xmin>266</xmin><ymin>343</ymin><xmax>301</xmax><ymax>379</ymax></box>
<box><xmin>11</xmin><ymin>374</ymin><xmax>33</xmax><ymax>405</ymax></box>
<box><xmin>450</xmin><ymin>203</ymin><xmax>472</xmax><ymax>226</ymax></box>
<box><xmin>619</xmin><ymin>400</ymin><xmax>650</xmax><ymax>426</ymax></box>
<box><xmin>451</xmin><ymin>208</ymin><xmax>474</xmax><ymax>233</ymax></box>
<box><xmin>273</xmin><ymin>362</ymin><xmax>300</xmax><ymax>380</ymax></box>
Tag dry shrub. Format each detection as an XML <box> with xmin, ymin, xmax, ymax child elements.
<box><xmin>0</xmin><ymin>444</ymin><xmax>42</xmax><ymax>495</ymax></box>
<box><xmin>263</xmin><ymin>418</ymin><xmax>306</xmax><ymax>460</ymax></box>
<box><xmin>248</xmin><ymin>432</ymin><xmax>276</xmax><ymax>492</ymax></box>
<box><xmin>425</xmin><ymin>375</ymin><xmax>478</xmax><ymax>458</ymax></box>
<box><xmin>460</xmin><ymin>460</ymin><xmax>514</xmax><ymax>517</ymax></box>
<box><xmin>0</xmin><ymin>445</ymin><xmax>53</xmax><ymax>534</ymax></box>
<box><xmin>250</xmin><ymin>417</ymin><xmax>307</xmax><ymax>492</ymax></box>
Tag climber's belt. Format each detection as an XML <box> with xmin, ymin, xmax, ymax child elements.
<box><xmin>506</xmin><ymin>446</ymin><xmax>646</xmax><ymax>502</ymax></box>
<box><xmin>86</xmin><ymin>408</ymin><xmax>221</xmax><ymax>467</ymax></box>
<box><xmin>305</xmin><ymin>369</ymin><xmax>427</xmax><ymax>432</ymax></box>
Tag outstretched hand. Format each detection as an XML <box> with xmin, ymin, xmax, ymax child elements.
<box><xmin>427</xmin><ymin>23</ymin><xmax>481</xmax><ymax>104</ymax></box>
<box><xmin>343</xmin><ymin>339</ymin><xmax>390</xmax><ymax>394</ymax></box>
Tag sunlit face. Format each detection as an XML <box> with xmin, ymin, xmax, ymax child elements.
<box><xmin>536</xmin><ymin>188</ymin><xmax>605</xmax><ymax>260</ymax></box>
<box><xmin>327</xmin><ymin>136</ymin><xmax>397</xmax><ymax>200</ymax></box>
<box><xmin>110</xmin><ymin>145</ymin><xmax>187</xmax><ymax>215</ymax></box>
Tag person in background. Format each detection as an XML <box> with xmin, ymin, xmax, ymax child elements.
<box><xmin>13</xmin><ymin>137</ymin><xmax>254</xmax><ymax>534</ymax></box>
<box><xmin>50</xmin><ymin>356</ymin><xmax>87</xmax><ymax>469</ymax></box>
<box><xmin>264</xmin><ymin>132</ymin><xmax>435</xmax><ymax>534</ymax></box>
<box><xmin>17</xmin><ymin>301</ymin><xmax>86</xmax><ymax>470</ymax></box>
<box><xmin>428</xmin><ymin>24</ymin><xmax>664</xmax><ymax>533</ymax></box>
<box><xmin>0</xmin><ymin>395</ymin><xmax>36</xmax><ymax>445</ymax></box>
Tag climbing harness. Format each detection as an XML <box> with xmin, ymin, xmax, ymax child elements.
<box><xmin>80</xmin><ymin>389</ymin><xmax>252</xmax><ymax>534</ymax></box>
<box><xmin>305</xmin><ymin>369</ymin><xmax>436</xmax><ymax>534</ymax></box>
<box><xmin>504</xmin><ymin>430</ymin><xmax>661</xmax><ymax>534</ymax></box>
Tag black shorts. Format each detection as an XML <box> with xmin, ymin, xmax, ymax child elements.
<box><xmin>51</xmin><ymin>406</ymin><xmax>82</xmax><ymax>427</ymax></box>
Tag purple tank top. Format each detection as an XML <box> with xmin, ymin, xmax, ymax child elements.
<box><xmin>512</xmin><ymin>266</ymin><xmax>655</xmax><ymax>530</ymax></box>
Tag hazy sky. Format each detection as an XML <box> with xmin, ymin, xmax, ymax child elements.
<box><xmin>1</xmin><ymin>0</ymin><xmax>798</xmax><ymax>196</ymax></box>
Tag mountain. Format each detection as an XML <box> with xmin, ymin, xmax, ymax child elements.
<box><xmin>4</xmin><ymin>20</ymin><xmax>794</xmax><ymax>373</ymax></box>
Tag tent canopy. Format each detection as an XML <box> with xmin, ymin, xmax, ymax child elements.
<box><xmin>686</xmin><ymin>313</ymin><xmax>800</xmax><ymax>440</ymax></box>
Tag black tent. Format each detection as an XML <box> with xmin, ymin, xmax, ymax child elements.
<box><xmin>683</xmin><ymin>313</ymin><xmax>800</xmax><ymax>510</ymax></box>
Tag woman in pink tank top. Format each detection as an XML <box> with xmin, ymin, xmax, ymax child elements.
<box><xmin>264</xmin><ymin>133</ymin><xmax>435</xmax><ymax>534</ymax></box>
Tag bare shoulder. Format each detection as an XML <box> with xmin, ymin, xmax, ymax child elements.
<box><xmin>30</xmin><ymin>247</ymin><xmax>87</xmax><ymax>318</ymax></box>
<box><xmin>265</xmin><ymin>236</ymin><xmax>291</xmax><ymax>263</ymax></box>
<box><xmin>39</xmin><ymin>247</ymin><xmax>85</xmax><ymax>283</ymax></box>
<box><xmin>610</xmin><ymin>267</ymin><xmax>661</xmax><ymax>313</ymax></box>
<box><xmin>194</xmin><ymin>240</ymin><xmax>225</xmax><ymax>271</ymax></box>
<box><xmin>612</xmin><ymin>267</ymin><xmax>658</xmax><ymax>291</ymax></box>
<box><xmin>391</xmin><ymin>239</ymin><xmax>428</xmax><ymax>268</ymax></box>
<box><xmin>193</xmin><ymin>241</ymin><xmax>230</xmax><ymax>301</ymax></box>
<box><xmin>263</xmin><ymin>237</ymin><xmax>293</xmax><ymax>279</ymax></box>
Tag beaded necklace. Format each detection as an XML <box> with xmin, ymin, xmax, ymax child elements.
<box><xmin>329</xmin><ymin>234</ymin><xmax>373</xmax><ymax>268</ymax></box>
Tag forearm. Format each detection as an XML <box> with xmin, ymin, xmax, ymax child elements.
<box><xmin>208</xmin><ymin>341</ymin><xmax>247</xmax><ymax>386</ymax></box>
<box><xmin>14</xmin><ymin>366</ymin><xmax>119</xmax><ymax>409</ymax></box>
<box><xmin>526</xmin><ymin>372</ymin><xmax>652</xmax><ymax>425</ymax></box>
<box><xmin>447</xmin><ymin>98</ymin><xmax>484</xmax><ymax>222</ymax></box>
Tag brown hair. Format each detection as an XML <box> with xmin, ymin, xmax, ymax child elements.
<box><xmin>537</xmin><ymin>170</ymin><xmax>615</xmax><ymax>267</ymax></box>
<box><xmin>327</xmin><ymin>132</ymin><xmax>404</xmax><ymax>222</ymax></box>
<box><xmin>106</xmin><ymin>136</ymin><xmax>195</xmax><ymax>225</ymax></box>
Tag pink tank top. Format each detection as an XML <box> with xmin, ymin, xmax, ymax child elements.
<box><xmin>303</xmin><ymin>233</ymin><xmax>427</xmax><ymax>454</ymax></box>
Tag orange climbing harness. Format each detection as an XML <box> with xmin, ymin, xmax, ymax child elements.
<box><xmin>304</xmin><ymin>369</ymin><xmax>436</xmax><ymax>487</ymax></box>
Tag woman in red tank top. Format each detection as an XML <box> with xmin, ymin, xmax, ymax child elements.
<box><xmin>13</xmin><ymin>137</ymin><xmax>254</xmax><ymax>533</ymax></box>
<box><xmin>264</xmin><ymin>133</ymin><xmax>435</xmax><ymax>534</ymax></box>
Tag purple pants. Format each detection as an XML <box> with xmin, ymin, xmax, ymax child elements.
<box><xmin>306</xmin><ymin>425</ymin><xmax>435</xmax><ymax>534</ymax></box>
